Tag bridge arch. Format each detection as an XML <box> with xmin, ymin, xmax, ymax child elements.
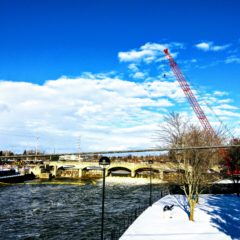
<box><xmin>108</xmin><ymin>166</ymin><xmax>131</xmax><ymax>177</ymax></box>
<box><xmin>135</xmin><ymin>167</ymin><xmax>159</xmax><ymax>177</ymax></box>
<box><xmin>81</xmin><ymin>166</ymin><xmax>102</xmax><ymax>178</ymax></box>
<box><xmin>82</xmin><ymin>165</ymin><xmax>101</xmax><ymax>171</ymax></box>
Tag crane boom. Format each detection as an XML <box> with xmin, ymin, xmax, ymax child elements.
<box><xmin>163</xmin><ymin>48</ymin><xmax>240</xmax><ymax>175</ymax></box>
<box><xmin>163</xmin><ymin>49</ymin><xmax>216</xmax><ymax>137</ymax></box>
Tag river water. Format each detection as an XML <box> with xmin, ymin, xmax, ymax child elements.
<box><xmin>0</xmin><ymin>178</ymin><xmax>165</xmax><ymax>240</ymax></box>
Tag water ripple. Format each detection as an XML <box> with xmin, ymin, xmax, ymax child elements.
<box><xmin>0</xmin><ymin>179</ymin><xmax>164</xmax><ymax>240</ymax></box>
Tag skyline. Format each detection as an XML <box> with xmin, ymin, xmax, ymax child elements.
<box><xmin>0</xmin><ymin>0</ymin><xmax>240</xmax><ymax>152</ymax></box>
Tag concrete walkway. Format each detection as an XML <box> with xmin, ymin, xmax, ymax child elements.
<box><xmin>120</xmin><ymin>195</ymin><xmax>238</xmax><ymax>240</ymax></box>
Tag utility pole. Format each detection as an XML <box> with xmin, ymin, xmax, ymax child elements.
<box><xmin>148</xmin><ymin>160</ymin><xmax>153</xmax><ymax>206</ymax></box>
<box><xmin>76</xmin><ymin>136</ymin><xmax>81</xmax><ymax>161</ymax></box>
<box><xmin>35</xmin><ymin>136</ymin><xmax>39</xmax><ymax>161</ymax></box>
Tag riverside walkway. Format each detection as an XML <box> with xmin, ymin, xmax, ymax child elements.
<box><xmin>120</xmin><ymin>194</ymin><xmax>239</xmax><ymax>240</ymax></box>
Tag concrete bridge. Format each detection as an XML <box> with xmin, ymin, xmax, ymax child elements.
<box><xmin>29</xmin><ymin>160</ymin><xmax>181</xmax><ymax>179</ymax></box>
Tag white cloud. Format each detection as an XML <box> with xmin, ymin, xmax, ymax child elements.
<box><xmin>215</xmin><ymin>104</ymin><xmax>238</xmax><ymax>110</ymax></box>
<box><xmin>141</xmin><ymin>42</ymin><xmax>167</xmax><ymax>52</ymax></box>
<box><xmin>218</xmin><ymin>99</ymin><xmax>233</xmax><ymax>104</ymax></box>
<box><xmin>127</xmin><ymin>63</ymin><xmax>147</xmax><ymax>79</ymax></box>
<box><xmin>213</xmin><ymin>91</ymin><xmax>229</xmax><ymax>97</ymax></box>
<box><xmin>0</xmin><ymin>75</ymin><xmax>188</xmax><ymax>152</ymax></box>
<box><xmin>211</xmin><ymin>45</ymin><xmax>229</xmax><ymax>51</ymax></box>
<box><xmin>118</xmin><ymin>42</ymin><xmax>183</xmax><ymax>63</ymax></box>
<box><xmin>198</xmin><ymin>94</ymin><xmax>240</xmax><ymax>137</ymax></box>
<box><xmin>196</xmin><ymin>42</ymin><xmax>211</xmax><ymax>51</ymax></box>
<box><xmin>225</xmin><ymin>55</ymin><xmax>240</xmax><ymax>64</ymax></box>
<box><xmin>128</xmin><ymin>63</ymin><xmax>139</xmax><ymax>72</ymax></box>
<box><xmin>118</xmin><ymin>49</ymin><xmax>153</xmax><ymax>62</ymax></box>
<box><xmin>132</xmin><ymin>72</ymin><xmax>146</xmax><ymax>79</ymax></box>
<box><xmin>0</xmin><ymin>74</ymin><xmax>239</xmax><ymax>153</ymax></box>
<box><xmin>144</xmin><ymin>80</ymin><xmax>185</xmax><ymax>102</ymax></box>
<box><xmin>212</xmin><ymin>109</ymin><xmax>240</xmax><ymax>117</ymax></box>
<box><xmin>195</xmin><ymin>41</ymin><xmax>230</xmax><ymax>52</ymax></box>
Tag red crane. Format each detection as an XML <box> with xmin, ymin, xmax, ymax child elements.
<box><xmin>163</xmin><ymin>48</ymin><xmax>239</xmax><ymax>175</ymax></box>
<box><xmin>163</xmin><ymin>49</ymin><xmax>216</xmax><ymax>136</ymax></box>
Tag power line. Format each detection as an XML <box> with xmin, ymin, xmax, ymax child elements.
<box><xmin>1</xmin><ymin>144</ymin><xmax>240</xmax><ymax>159</ymax></box>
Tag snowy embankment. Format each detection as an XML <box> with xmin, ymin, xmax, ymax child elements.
<box><xmin>120</xmin><ymin>194</ymin><xmax>240</xmax><ymax>240</ymax></box>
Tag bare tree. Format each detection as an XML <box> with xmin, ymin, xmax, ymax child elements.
<box><xmin>158</xmin><ymin>112</ymin><xmax>220</xmax><ymax>221</ymax></box>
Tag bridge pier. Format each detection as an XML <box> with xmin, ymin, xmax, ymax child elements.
<box><xmin>131</xmin><ymin>170</ymin><xmax>136</xmax><ymax>178</ymax></box>
<box><xmin>159</xmin><ymin>170</ymin><xmax>164</xmax><ymax>180</ymax></box>
<box><xmin>52</xmin><ymin>166</ymin><xmax>57</xmax><ymax>177</ymax></box>
<box><xmin>29</xmin><ymin>165</ymin><xmax>41</xmax><ymax>178</ymax></box>
<box><xmin>78</xmin><ymin>169</ymin><xmax>83</xmax><ymax>178</ymax></box>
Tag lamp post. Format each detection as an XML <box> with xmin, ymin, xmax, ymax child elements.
<box><xmin>148</xmin><ymin>160</ymin><xmax>153</xmax><ymax>206</ymax></box>
<box><xmin>99</xmin><ymin>156</ymin><xmax>111</xmax><ymax>240</ymax></box>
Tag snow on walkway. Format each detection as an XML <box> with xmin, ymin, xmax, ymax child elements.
<box><xmin>120</xmin><ymin>194</ymin><xmax>240</xmax><ymax>240</ymax></box>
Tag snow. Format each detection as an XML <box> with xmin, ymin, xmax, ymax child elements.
<box><xmin>214</xmin><ymin>179</ymin><xmax>234</xmax><ymax>184</ymax></box>
<box><xmin>120</xmin><ymin>194</ymin><xmax>240</xmax><ymax>240</ymax></box>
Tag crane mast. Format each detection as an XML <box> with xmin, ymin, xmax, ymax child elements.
<box><xmin>163</xmin><ymin>48</ymin><xmax>216</xmax><ymax>137</ymax></box>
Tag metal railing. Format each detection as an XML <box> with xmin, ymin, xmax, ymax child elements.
<box><xmin>106</xmin><ymin>190</ymin><xmax>168</xmax><ymax>240</ymax></box>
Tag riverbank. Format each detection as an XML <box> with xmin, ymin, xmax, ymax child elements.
<box><xmin>120</xmin><ymin>194</ymin><xmax>240</xmax><ymax>240</ymax></box>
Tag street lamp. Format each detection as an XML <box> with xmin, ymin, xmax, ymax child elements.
<box><xmin>148</xmin><ymin>160</ymin><xmax>153</xmax><ymax>206</ymax></box>
<box><xmin>99</xmin><ymin>156</ymin><xmax>111</xmax><ymax>240</ymax></box>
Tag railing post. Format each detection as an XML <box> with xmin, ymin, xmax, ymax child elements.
<box><xmin>101</xmin><ymin>167</ymin><xmax>106</xmax><ymax>240</ymax></box>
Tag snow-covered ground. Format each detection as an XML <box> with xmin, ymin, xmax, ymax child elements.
<box><xmin>120</xmin><ymin>194</ymin><xmax>240</xmax><ymax>240</ymax></box>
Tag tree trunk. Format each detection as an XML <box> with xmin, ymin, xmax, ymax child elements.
<box><xmin>195</xmin><ymin>186</ymin><xmax>199</xmax><ymax>203</ymax></box>
<box><xmin>233</xmin><ymin>177</ymin><xmax>240</xmax><ymax>197</ymax></box>
<box><xmin>189</xmin><ymin>199</ymin><xmax>195</xmax><ymax>221</ymax></box>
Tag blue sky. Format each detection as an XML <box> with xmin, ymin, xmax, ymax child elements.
<box><xmin>0</xmin><ymin>0</ymin><xmax>239</xmax><ymax>152</ymax></box>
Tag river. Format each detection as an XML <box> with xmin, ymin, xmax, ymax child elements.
<box><xmin>0</xmin><ymin>178</ymin><xmax>165</xmax><ymax>240</ymax></box>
